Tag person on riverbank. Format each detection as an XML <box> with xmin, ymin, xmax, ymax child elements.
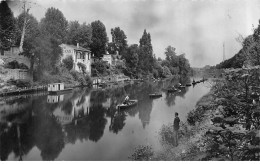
<box><xmin>173</xmin><ymin>112</ymin><xmax>180</xmax><ymax>146</ymax></box>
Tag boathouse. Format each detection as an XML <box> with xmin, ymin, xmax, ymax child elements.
<box><xmin>48</xmin><ymin>83</ymin><xmax>64</xmax><ymax>92</ymax></box>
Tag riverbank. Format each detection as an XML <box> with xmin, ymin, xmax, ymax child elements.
<box><xmin>130</xmin><ymin>67</ymin><xmax>260</xmax><ymax>161</ymax></box>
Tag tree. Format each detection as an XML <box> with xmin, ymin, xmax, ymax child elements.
<box><xmin>124</xmin><ymin>44</ymin><xmax>139</xmax><ymax>77</ymax></box>
<box><xmin>138</xmin><ymin>29</ymin><xmax>154</xmax><ymax>74</ymax></box>
<box><xmin>0</xmin><ymin>1</ymin><xmax>17</xmax><ymax>50</ymax></box>
<box><xmin>40</xmin><ymin>7</ymin><xmax>68</xmax><ymax>43</ymax></box>
<box><xmin>90</xmin><ymin>20</ymin><xmax>108</xmax><ymax>58</ymax></box>
<box><xmin>16</xmin><ymin>12</ymin><xmax>40</xmax><ymax>73</ymax></box>
<box><xmin>39</xmin><ymin>7</ymin><xmax>67</xmax><ymax>72</ymax></box>
<box><xmin>66</xmin><ymin>21</ymin><xmax>92</xmax><ymax>48</ymax></box>
<box><xmin>111</xmin><ymin>27</ymin><xmax>127</xmax><ymax>55</ymax></box>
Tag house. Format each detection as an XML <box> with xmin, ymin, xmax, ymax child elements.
<box><xmin>60</xmin><ymin>43</ymin><xmax>91</xmax><ymax>75</ymax></box>
<box><xmin>102</xmin><ymin>51</ymin><xmax>123</xmax><ymax>66</ymax></box>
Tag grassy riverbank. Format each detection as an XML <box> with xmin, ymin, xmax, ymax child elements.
<box><xmin>130</xmin><ymin>67</ymin><xmax>260</xmax><ymax>161</ymax></box>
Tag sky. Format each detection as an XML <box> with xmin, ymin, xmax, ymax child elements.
<box><xmin>8</xmin><ymin>0</ymin><xmax>260</xmax><ymax>67</ymax></box>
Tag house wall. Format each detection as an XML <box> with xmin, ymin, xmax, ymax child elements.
<box><xmin>60</xmin><ymin>44</ymin><xmax>91</xmax><ymax>76</ymax></box>
<box><xmin>103</xmin><ymin>55</ymin><xmax>112</xmax><ymax>65</ymax></box>
<box><xmin>0</xmin><ymin>47</ymin><xmax>30</xmax><ymax>68</ymax></box>
<box><xmin>48</xmin><ymin>83</ymin><xmax>64</xmax><ymax>91</ymax></box>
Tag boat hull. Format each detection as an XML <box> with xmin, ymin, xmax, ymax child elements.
<box><xmin>149</xmin><ymin>94</ymin><xmax>162</xmax><ymax>98</ymax></box>
<box><xmin>48</xmin><ymin>88</ymin><xmax>73</xmax><ymax>95</ymax></box>
<box><xmin>117</xmin><ymin>100</ymin><xmax>138</xmax><ymax>109</ymax></box>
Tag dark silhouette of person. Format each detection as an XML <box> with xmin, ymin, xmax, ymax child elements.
<box><xmin>173</xmin><ymin>112</ymin><xmax>180</xmax><ymax>146</ymax></box>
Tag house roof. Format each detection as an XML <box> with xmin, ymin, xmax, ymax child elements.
<box><xmin>60</xmin><ymin>44</ymin><xmax>91</xmax><ymax>52</ymax></box>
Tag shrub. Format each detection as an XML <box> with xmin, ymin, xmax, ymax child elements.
<box><xmin>62</xmin><ymin>55</ymin><xmax>74</xmax><ymax>70</ymax></box>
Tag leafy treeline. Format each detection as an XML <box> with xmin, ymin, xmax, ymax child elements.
<box><xmin>0</xmin><ymin>1</ymin><xmax>191</xmax><ymax>82</ymax></box>
<box><xmin>216</xmin><ymin>20</ymin><xmax>260</xmax><ymax>69</ymax></box>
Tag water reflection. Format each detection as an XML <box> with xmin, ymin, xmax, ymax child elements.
<box><xmin>0</xmin><ymin>77</ymin><xmax>209</xmax><ymax>161</ymax></box>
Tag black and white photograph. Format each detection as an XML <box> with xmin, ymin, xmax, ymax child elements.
<box><xmin>0</xmin><ymin>0</ymin><xmax>260</xmax><ymax>161</ymax></box>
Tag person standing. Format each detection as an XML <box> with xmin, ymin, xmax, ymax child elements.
<box><xmin>173</xmin><ymin>112</ymin><xmax>180</xmax><ymax>146</ymax></box>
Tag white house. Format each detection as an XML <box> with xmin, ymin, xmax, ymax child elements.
<box><xmin>60</xmin><ymin>43</ymin><xmax>91</xmax><ymax>75</ymax></box>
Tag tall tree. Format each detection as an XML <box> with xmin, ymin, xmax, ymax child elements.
<box><xmin>124</xmin><ymin>44</ymin><xmax>139</xmax><ymax>77</ymax></box>
<box><xmin>90</xmin><ymin>20</ymin><xmax>108</xmax><ymax>58</ymax></box>
<box><xmin>0</xmin><ymin>1</ymin><xmax>17</xmax><ymax>50</ymax></box>
<box><xmin>40</xmin><ymin>7</ymin><xmax>68</xmax><ymax>43</ymax></box>
<box><xmin>111</xmin><ymin>27</ymin><xmax>127</xmax><ymax>55</ymax></box>
<box><xmin>39</xmin><ymin>7</ymin><xmax>68</xmax><ymax>70</ymax></box>
<box><xmin>138</xmin><ymin>29</ymin><xmax>154</xmax><ymax>74</ymax></box>
<box><xmin>16</xmin><ymin>12</ymin><xmax>40</xmax><ymax>73</ymax></box>
<box><xmin>66</xmin><ymin>21</ymin><xmax>92</xmax><ymax>48</ymax></box>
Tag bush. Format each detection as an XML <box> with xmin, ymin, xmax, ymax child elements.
<box><xmin>7</xmin><ymin>79</ymin><xmax>32</xmax><ymax>88</ymax></box>
<box><xmin>62</xmin><ymin>55</ymin><xmax>74</xmax><ymax>70</ymax></box>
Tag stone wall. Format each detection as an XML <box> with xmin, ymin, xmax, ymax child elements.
<box><xmin>0</xmin><ymin>67</ymin><xmax>32</xmax><ymax>81</ymax></box>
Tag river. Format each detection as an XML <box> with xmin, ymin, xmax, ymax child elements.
<box><xmin>0</xmin><ymin>77</ymin><xmax>211</xmax><ymax>161</ymax></box>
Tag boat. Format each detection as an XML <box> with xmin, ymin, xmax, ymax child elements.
<box><xmin>48</xmin><ymin>83</ymin><xmax>73</xmax><ymax>95</ymax></box>
<box><xmin>117</xmin><ymin>100</ymin><xmax>138</xmax><ymax>109</ymax></box>
<box><xmin>186</xmin><ymin>84</ymin><xmax>192</xmax><ymax>86</ymax></box>
<box><xmin>167</xmin><ymin>87</ymin><xmax>178</xmax><ymax>93</ymax></box>
<box><xmin>149</xmin><ymin>93</ymin><xmax>162</xmax><ymax>98</ymax></box>
<box><xmin>192</xmin><ymin>81</ymin><xmax>196</xmax><ymax>85</ymax></box>
<box><xmin>178</xmin><ymin>85</ymin><xmax>186</xmax><ymax>89</ymax></box>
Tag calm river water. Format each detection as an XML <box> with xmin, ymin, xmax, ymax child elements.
<box><xmin>0</xmin><ymin>77</ymin><xmax>211</xmax><ymax>161</ymax></box>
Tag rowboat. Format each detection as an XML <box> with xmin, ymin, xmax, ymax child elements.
<box><xmin>149</xmin><ymin>93</ymin><xmax>162</xmax><ymax>98</ymax></box>
<box><xmin>117</xmin><ymin>100</ymin><xmax>138</xmax><ymax>109</ymax></box>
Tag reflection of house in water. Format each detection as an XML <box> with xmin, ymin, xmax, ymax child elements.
<box><xmin>47</xmin><ymin>95</ymin><xmax>64</xmax><ymax>103</ymax></box>
<box><xmin>52</xmin><ymin>93</ymin><xmax>91</xmax><ymax>125</ymax></box>
<box><xmin>102</xmin><ymin>98</ymin><xmax>111</xmax><ymax>109</ymax></box>
<box><xmin>53</xmin><ymin>106</ymin><xmax>74</xmax><ymax>125</ymax></box>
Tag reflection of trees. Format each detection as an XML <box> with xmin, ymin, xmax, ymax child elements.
<box><xmin>61</xmin><ymin>101</ymin><xmax>73</xmax><ymax>114</ymax></box>
<box><xmin>88</xmin><ymin>105</ymin><xmax>107</xmax><ymax>142</ymax></box>
<box><xmin>64</xmin><ymin>118</ymin><xmax>90</xmax><ymax>144</ymax></box>
<box><xmin>109</xmin><ymin>110</ymin><xmax>126</xmax><ymax>134</ymax></box>
<box><xmin>32</xmin><ymin>114</ymin><xmax>65</xmax><ymax>161</ymax></box>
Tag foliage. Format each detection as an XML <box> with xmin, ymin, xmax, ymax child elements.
<box><xmin>162</xmin><ymin>46</ymin><xmax>191</xmax><ymax>76</ymax></box>
<box><xmin>77</xmin><ymin>62</ymin><xmax>86</xmax><ymax>74</ymax></box>
<box><xmin>40</xmin><ymin>7</ymin><xmax>68</xmax><ymax>43</ymax></box>
<box><xmin>62</xmin><ymin>55</ymin><xmax>74</xmax><ymax>70</ymax></box>
<box><xmin>66</xmin><ymin>21</ymin><xmax>92</xmax><ymax>48</ymax></box>
<box><xmin>16</xmin><ymin>12</ymin><xmax>40</xmax><ymax>72</ymax></box>
<box><xmin>90</xmin><ymin>20</ymin><xmax>108</xmax><ymax>58</ymax></box>
<box><xmin>162</xmin><ymin>65</ymin><xmax>172</xmax><ymax>78</ymax></box>
<box><xmin>7</xmin><ymin>79</ymin><xmax>32</xmax><ymax>88</ymax></box>
<box><xmin>91</xmin><ymin>60</ymin><xmax>109</xmax><ymax>77</ymax></box>
<box><xmin>110</xmin><ymin>27</ymin><xmax>127</xmax><ymax>55</ymax></box>
<box><xmin>138</xmin><ymin>29</ymin><xmax>154</xmax><ymax>74</ymax></box>
<box><xmin>184</xmin><ymin>68</ymin><xmax>260</xmax><ymax>161</ymax></box>
<box><xmin>130</xmin><ymin>145</ymin><xmax>154</xmax><ymax>161</ymax></box>
<box><xmin>0</xmin><ymin>1</ymin><xmax>17</xmax><ymax>50</ymax></box>
<box><xmin>3</xmin><ymin>60</ymin><xmax>28</xmax><ymax>69</ymax></box>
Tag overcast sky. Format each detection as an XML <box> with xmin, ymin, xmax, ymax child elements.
<box><xmin>9</xmin><ymin>0</ymin><xmax>260</xmax><ymax>67</ymax></box>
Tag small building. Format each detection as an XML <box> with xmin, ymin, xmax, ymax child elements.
<box><xmin>60</xmin><ymin>43</ymin><xmax>91</xmax><ymax>75</ymax></box>
<box><xmin>48</xmin><ymin>83</ymin><xmax>64</xmax><ymax>92</ymax></box>
<box><xmin>102</xmin><ymin>51</ymin><xmax>122</xmax><ymax>67</ymax></box>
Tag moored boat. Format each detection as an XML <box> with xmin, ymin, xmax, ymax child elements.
<box><xmin>167</xmin><ymin>87</ymin><xmax>178</xmax><ymax>93</ymax></box>
<box><xmin>48</xmin><ymin>83</ymin><xmax>73</xmax><ymax>95</ymax></box>
<box><xmin>117</xmin><ymin>100</ymin><xmax>138</xmax><ymax>109</ymax></box>
<box><xmin>186</xmin><ymin>84</ymin><xmax>192</xmax><ymax>86</ymax></box>
<box><xmin>149</xmin><ymin>93</ymin><xmax>162</xmax><ymax>98</ymax></box>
